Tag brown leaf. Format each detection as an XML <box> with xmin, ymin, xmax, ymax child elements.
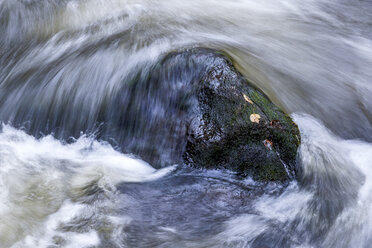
<box><xmin>269</xmin><ymin>120</ymin><xmax>281</xmax><ymax>128</ymax></box>
<box><xmin>263</xmin><ymin>139</ymin><xmax>273</xmax><ymax>150</ymax></box>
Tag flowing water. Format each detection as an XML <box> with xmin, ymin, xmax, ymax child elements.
<box><xmin>1</xmin><ymin>0</ymin><xmax>372</xmax><ymax>247</ymax></box>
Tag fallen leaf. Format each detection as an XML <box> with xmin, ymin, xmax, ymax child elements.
<box><xmin>263</xmin><ymin>139</ymin><xmax>273</xmax><ymax>150</ymax></box>
<box><xmin>250</xmin><ymin>113</ymin><xmax>261</xmax><ymax>123</ymax></box>
<box><xmin>269</xmin><ymin>120</ymin><xmax>281</xmax><ymax>128</ymax></box>
<box><xmin>243</xmin><ymin>93</ymin><xmax>253</xmax><ymax>104</ymax></box>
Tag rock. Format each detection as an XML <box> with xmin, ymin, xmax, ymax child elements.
<box><xmin>164</xmin><ymin>48</ymin><xmax>301</xmax><ymax>182</ymax></box>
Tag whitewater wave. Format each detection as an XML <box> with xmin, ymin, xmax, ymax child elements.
<box><xmin>0</xmin><ymin>125</ymin><xmax>174</xmax><ymax>247</ymax></box>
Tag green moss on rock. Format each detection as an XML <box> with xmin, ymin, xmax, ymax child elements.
<box><xmin>172</xmin><ymin>48</ymin><xmax>301</xmax><ymax>182</ymax></box>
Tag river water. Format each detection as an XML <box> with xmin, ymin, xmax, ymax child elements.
<box><xmin>1</xmin><ymin>0</ymin><xmax>372</xmax><ymax>247</ymax></box>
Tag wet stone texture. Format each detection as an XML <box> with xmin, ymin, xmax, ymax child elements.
<box><xmin>164</xmin><ymin>48</ymin><xmax>302</xmax><ymax>182</ymax></box>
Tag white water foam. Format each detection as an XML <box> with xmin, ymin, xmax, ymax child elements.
<box><xmin>0</xmin><ymin>125</ymin><xmax>174</xmax><ymax>247</ymax></box>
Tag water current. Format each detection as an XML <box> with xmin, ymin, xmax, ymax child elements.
<box><xmin>1</xmin><ymin>0</ymin><xmax>372</xmax><ymax>247</ymax></box>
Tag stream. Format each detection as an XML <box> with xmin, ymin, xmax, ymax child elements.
<box><xmin>1</xmin><ymin>0</ymin><xmax>372</xmax><ymax>247</ymax></box>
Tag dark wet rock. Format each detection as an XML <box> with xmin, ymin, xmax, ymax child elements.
<box><xmin>136</xmin><ymin>47</ymin><xmax>300</xmax><ymax>181</ymax></box>
<box><xmin>166</xmin><ymin>48</ymin><xmax>301</xmax><ymax>181</ymax></box>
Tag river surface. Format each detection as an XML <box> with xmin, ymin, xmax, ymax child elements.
<box><xmin>1</xmin><ymin>0</ymin><xmax>372</xmax><ymax>247</ymax></box>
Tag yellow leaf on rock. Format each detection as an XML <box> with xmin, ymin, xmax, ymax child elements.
<box><xmin>243</xmin><ymin>93</ymin><xmax>253</xmax><ymax>104</ymax></box>
<box><xmin>250</xmin><ymin>113</ymin><xmax>261</xmax><ymax>123</ymax></box>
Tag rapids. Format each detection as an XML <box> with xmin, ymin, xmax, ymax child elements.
<box><xmin>1</xmin><ymin>0</ymin><xmax>372</xmax><ymax>247</ymax></box>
